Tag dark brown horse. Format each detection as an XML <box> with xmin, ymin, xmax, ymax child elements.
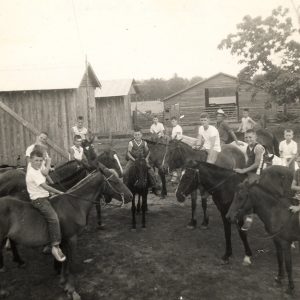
<box><xmin>0</xmin><ymin>166</ymin><xmax>132</xmax><ymax>299</ymax></box>
<box><xmin>175</xmin><ymin>161</ymin><xmax>251</xmax><ymax>264</ymax></box>
<box><xmin>168</xmin><ymin>140</ymin><xmax>246</xmax><ymax>228</ymax></box>
<box><xmin>226</xmin><ymin>181</ymin><xmax>299</xmax><ymax>294</ymax></box>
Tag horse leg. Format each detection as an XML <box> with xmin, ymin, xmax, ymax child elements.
<box><xmin>187</xmin><ymin>190</ymin><xmax>197</xmax><ymax>229</ymax></box>
<box><xmin>137</xmin><ymin>195</ymin><xmax>141</xmax><ymax>214</ymax></box>
<box><xmin>95</xmin><ymin>197</ymin><xmax>105</xmax><ymax>230</ymax></box>
<box><xmin>200</xmin><ymin>189</ymin><xmax>209</xmax><ymax>229</ymax></box>
<box><xmin>237</xmin><ymin>223</ymin><xmax>252</xmax><ymax>266</ymax></box>
<box><xmin>221</xmin><ymin>213</ymin><xmax>232</xmax><ymax>263</ymax></box>
<box><xmin>273</xmin><ymin>238</ymin><xmax>284</xmax><ymax>285</ymax></box>
<box><xmin>131</xmin><ymin>194</ymin><xmax>136</xmax><ymax>230</ymax></box>
<box><xmin>158</xmin><ymin>168</ymin><xmax>167</xmax><ymax>199</ymax></box>
<box><xmin>142</xmin><ymin>194</ymin><xmax>147</xmax><ymax>229</ymax></box>
<box><xmin>282</xmin><ymin>240</ymin><xmax>294</xmax><ymax>294</ymax></box>
<box><xmin>0</xmin><ymin>238</ymin><xmax>5</xmax><ymax>273</ymax></box>
<box><xmin>9</xmin><ymin>240</ymin><xmax>25</xmax><ymax>268</ymax></box>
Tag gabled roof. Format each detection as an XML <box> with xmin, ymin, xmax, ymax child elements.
<box><xmin>95</xmin><ymin>79</ymin><xmax>138</xmax><ymax>98</ymax></box>
<box><xmin>0</xmin><ymin>62</ymin><xmax>101</xmax><ymax>92</ymax></box>
<box><xmin>162</xmin><ymin>72</ymin><xmax>252</xmax><ymax>101</ymax></box>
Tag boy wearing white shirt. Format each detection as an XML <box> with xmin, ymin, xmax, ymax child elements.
<box><xmin>237</xmin><ymin>109</ymin><xmax>256</xmax><ymax>133</ymax></box>
<box><xmin>196</xmin><ymin>113</ymin><xmax>221</xmax><ymax>164</ymax></box>
<box><xmin>171</xmin><ymin>117</ymin><xmax>183</xmax><ymax>140</ymax></box>
<box><xmin>150</xmin><ymin>116</ymin><xmax>165</xmax><ymax>137</ymax></box>
<box><xmin>25</xmin><ymin>132</ymin><xmax>49</xmax><ymax>165</ymax></box>
<box><xmin>26</xmin><ymin>150</ymin><xmax>66</xmax><ymax>262</ymax></box>
<box><xmin>279</xmin><ymin>129</ymin><xmax>298</xmax><ymax>171</ymax></box>
<box><xmin>69</xmin><ymin>135</ymin><xmax>86</xmax><ymax>161</ymax></box>
<box><xmin>71</xmin><ymin>116</ymin><xmax>88</xmax><ymax>140</ymax></box>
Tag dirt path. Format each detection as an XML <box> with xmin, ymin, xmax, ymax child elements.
<box><xmin>1</xmin><ymin>192</ymin><xmax>300</xmax><ymax>300</ymax></box>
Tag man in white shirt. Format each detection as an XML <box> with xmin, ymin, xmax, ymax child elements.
<box><xmin>279</xmin><ymin>129</ymin><xmax>298</xmax><ymax>171</ymax></box>
<box><xmin>171</xmin><ymin>117</ymin><xmax>183</xmax><ymax>140</ymax></box>
<box><xmin>150</xmin><ymin>116</ymin><xmax>165</xmax><ymax>138</ymax></box>
<box><xmin>195</xmin><ymin>113</ymin><xmax>221</xmax><ymax>164</ymax></box>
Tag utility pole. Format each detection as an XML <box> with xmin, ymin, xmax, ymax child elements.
<box><xmin>291</xmin><ymin>0</ymin><xmax>300</xmax><ymax>29</ymax></box>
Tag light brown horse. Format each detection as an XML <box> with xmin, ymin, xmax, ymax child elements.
<box><xmin>0</xmin><ymin>167</ymin><xmax>132</xmax><ymax>299</ymax></box>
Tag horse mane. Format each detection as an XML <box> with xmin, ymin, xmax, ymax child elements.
<box><xmin>143</xmin><ymin>137</ymin><xmax>169</xmax><ymax>146</ymax></box>
<box><xmin>66</xmin><ymin>170</ymin><xmax>99</xmax><ymax>193</ymax></box>
<box><xmin>191</xmin><ymin>161</ymin><xmax>237</xmax><ymax>176</ymax></box>
<box><xmin>54</xmin><ymin>160</ymin><xmax>80</xmax><ymax>172</ymax></box>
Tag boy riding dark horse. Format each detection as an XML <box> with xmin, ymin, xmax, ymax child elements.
<box><xmin>234</xmin><ymin>129</ymin><xmax>265</xmax><ymax>230</ymax></box>
<box><xmin>123</xmin><ymin>127</ymin><xmax>159</xmax><ymax>195</ymax></box>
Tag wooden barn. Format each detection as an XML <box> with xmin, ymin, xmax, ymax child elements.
<box><xmin>94</xmin><ymin>79</ymin><xmax>138</xmax><ymax>135</ymax></box>
<box><xmin>0</xmin><ymin>63</ymin><xmax>101</xmax><ymax>166</ymax></box>
<box><xmin>163</xmin><ymin>72</ymin><xmax>272</xmax><ymax>126</ymax></box>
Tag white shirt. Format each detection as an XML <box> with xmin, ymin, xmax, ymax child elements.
<box><xmin>25</xmin><ymin>144</ymin><xmax>49</xmax><ymax>158</ymax></box>
<box><xmin>26</xmin><ymin>165</ymin><xmax>49</xmax><ymax>200</ymax></box>
<box><xmin>69</xmin><ymin>145</ymin><xmax>84</xmax><ymax>161</ymax></box>
<box><xmin>150</xmin><ymin>122</ymin><xmax>165</xmax><ymax>136</ymax></box>
<box><xmin>240</xmin><ymin>117</ymin><xmax>254</xmax><ymax>133</ymax></box>
<box><xmin>198</xmin><ymin>125</ymin><xmax>221</xmax><ymax>152</ymax></box>
<box><xmin>279</xmin><ymin>140</ymin><xmax>298</xmax><ymax>159</ymax></box>
<box><xmin>171</xmin><ymin>125</ymin><xmax>183</xmax><ymax>140</ymax></box>
<box><xmin>72</xmin><ymin>126</ymin><xmax>88</xmax><ymax>139</ymax></box>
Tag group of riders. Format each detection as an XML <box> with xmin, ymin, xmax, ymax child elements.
<box><xmin>22</xmin><ymin>108</ymin><xmax>300</xmax><ymax>263</ymax></box>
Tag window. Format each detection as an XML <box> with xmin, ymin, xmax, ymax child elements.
<box><xmin>205</xmin><ymin>87</ymin><xmax>237</xmax><ymax>106</ymax></box>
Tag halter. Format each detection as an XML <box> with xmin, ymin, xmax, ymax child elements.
<box><xmin>102</xmin><ymin>173</ymin><xmax>125</xmax><ymax>207</ymax></box>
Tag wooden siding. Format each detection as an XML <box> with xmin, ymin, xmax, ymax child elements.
<box><xmin>95</xmin><ymin>96</ymin><xmax>132</xmax><ymax>134</ymax></box>
<box><xmin>0</xmin><ymin>86</ymin><xmax>96</xmax><ymax>166</ymax></box>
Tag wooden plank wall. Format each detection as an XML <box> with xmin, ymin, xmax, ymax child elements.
<box><xmin>0</xmin><ymin>88</ymin><xmax>93</xmax><ymax>166</ymax></box>
<box><xmin>95</xmin><ymin>96</ymin><xmax>132</xmax><ymax>134</ymax></box>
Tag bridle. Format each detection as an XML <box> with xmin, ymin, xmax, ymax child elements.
<box><xmin>102</xmin><ymin>173</ymin><xmax>125</xmax><ymax>207</ymax></box>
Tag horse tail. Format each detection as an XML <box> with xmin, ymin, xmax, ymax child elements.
<box><xmin>272</xmin><ymin>134</ymin><xmax>280</xmax><ymax>156</ymax></box>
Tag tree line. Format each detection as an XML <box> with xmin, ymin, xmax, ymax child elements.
<box><xmin>136</xmin><ymin>74</ymin><xmax>203</xmax><ymax>101</ymax></box>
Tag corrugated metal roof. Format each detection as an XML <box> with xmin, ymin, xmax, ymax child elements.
<box><xmin>0</xmin><ymin>63</ymin><xmax>101</xmax><ymax>92</ymax></box>
<box><xmin>95</xmin><ymin>79</ymin><xmax>137</xmax><ymax>98</ymax></box>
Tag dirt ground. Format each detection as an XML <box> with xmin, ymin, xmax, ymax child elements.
<box><xmin>1</xmin><ymin>191</ymin><xmax>300</xmax><ymax>300</ymax></box>
<box><xmin>1</xmin><ymin>122</ymin><xmax>300</xmax><ymax>300</ymax></box>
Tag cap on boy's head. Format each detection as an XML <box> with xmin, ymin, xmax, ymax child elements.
<box><xmin>77</xmin><ymin>116</ymin><xmax>84</xmax><ymax>121</ymax></box>
<box><xmin>74</xmin><ymin>135</ymin><xmax>83</xmax><ymax>141</ymax></box>
<box><xmin>243</xmin><ymin>108</ymin><xmax>249</xmax><ymax>112</ymax></box>
<box><xmin>30</xmin><ymin>149</ymin><xmax>44</xmax><ymax>158</ymax></box>
<box><xmin>133</xmin><ymin>126</ymin><xmax>141</xmax><ymax>132</ymax></box>
<box><xmin>217</xmin><ymin>109</ymin><xmax>226</xmax><ymax>116</ymax></box>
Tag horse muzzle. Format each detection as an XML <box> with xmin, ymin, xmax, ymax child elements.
<box><xmin>176</xmin><ymin>191</ymin><xmax>186</xmax><ymax>203</ymax></box>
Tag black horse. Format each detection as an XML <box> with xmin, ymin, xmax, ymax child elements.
<box><xmin>167</xmin><ymin>139</ymin><xmax>246</xmax><ymax>229</ymax></box>
<box><xmin>0</xmin><ymin>166</ymin><xmax>132</xmax><ymax>299</ymax></box>
<box><xmin>226</xmin><ymin>181</ymin><xmax>299</xmax><ymax>294</ymax></box>
<box><xmin>176</xmin><ymin>160</ymin><xmax>252</xmax><ymax>264</ymax></box>
<box><xmin>126</xmin><ymin>157</ymin><xmax>150</xmax><ymax>229</ymax></box>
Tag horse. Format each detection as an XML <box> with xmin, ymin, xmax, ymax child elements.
<box><xmin>167</xmin><ymin>139</ymin><xmax>246</xmax><ymax>228</ymax></box>
<box><xmin>226</xmin><ymin>181</ymin><xmax>300</xmax><ymax>294</ymax></box>
<box><xmin>81</xmin><ymin>139</ymin><xmax>124</xmax><ymax>228</ymax></box>
<box><xmin>126</xmin><ymin>157</ymin><xmax>150</xmax><ymax>229</ymax></box>
<box><xmin>0</xmin><ymin>166</ymin><xmax>132</xmax><ymax>299</ymax></box>
<box><xmin>176</xmin><ymin>160</ymin><xmax>253</xmax><ymax>264</ymax></box>
<box><xmin>231</xmin><ymin>128</ymin><xmax>279</xmax><ymax>156</ymax></box>
<box><xmin>143</xmin><ymin>134</ymin><xmax>170</xmax><ymax>199</ymax></box>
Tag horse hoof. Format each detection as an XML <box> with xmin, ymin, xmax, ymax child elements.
<box><xmin>274</xmin><ymin>276</ymin><xmax>283</xmax><ymax>285</ymax></box>
<box><xmin>18</xmin><ymin>262</ymin><xmax>26</xmax><ymax>269</ymax></box>
<box><xmin>97</xmin><ymin>224</ymin><xmax>105</xmax><ymax>230</ymax></box>
<box><xmin>242</xmin><ymin>256</ymin><xmax>251</xmax><ymax>266</ymax></box>
<box><xmin>0</xmin><ymin>289</ymin><xmax>9</xmax><ymax>298</ymax></box>
<box><xmin>160</xmin><ymin>195</ymin><xmax>166</xmax><ymax>199</ymax></box>
<box><xmin>201</xmin><ymin>225</ymin><xmax>208</xmax><ymax>230</ymax></box>
<box><xmin>0</xmin><ymin>267</ymin><xmax>6</xmax><ymax>273</ymax></box>
<box><xmin>131</xmin><ymin>228</ymin><xmax>136</xmax><ymax>232</ymax></box>
<box><xmin>285</xmin><ymin>287</ymin><xmax>294</xmax><ymax>295</ymax></box>
<box><xmin>187</xmin><ymin>225</ymin><xmax>196</xmax><ymax>230</ymax></box>
<box><xmin>142</xmin><ymin>226</ymin><xmax>146</xmax><ymax>230</ymax></box>
<box><xmin>69</xmin><ymin>291</ymin><xmax>81</xmax><ymax>300</ymax></box>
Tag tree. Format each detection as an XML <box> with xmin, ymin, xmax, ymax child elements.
<box><xmin>218</xmin><ymin>6</ymin><xmax>300</xmax><ymax>104</ymax></box>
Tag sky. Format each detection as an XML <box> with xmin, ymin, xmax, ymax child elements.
<box><xmin>0</xmin><ymin>0</ymin><xmax>299</xmax><ymax>80</ymax></box>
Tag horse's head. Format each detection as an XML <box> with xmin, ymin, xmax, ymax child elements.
<box><xmin>175</xmin><ymin>161</ymin><xmax>199</xmax><ymax>203</ymax></box>
<box><xmin>82</xmin><ymin>137</ymin><xmax>97</xmax><ymax>165</ymax></box>
<box><xmin>226</xmin><ymin>182</ymin><xmax>253</xmax><ymax>225</ymax></box>
<box><xmin>167</xmin><ymin>140</ymin><xmax>186</xmax><ymax>171</ymax></box>
<box><xmin>99</xmin><ymin>163</ymin><xmax>132</xmax><ymax>204</ymax></box>
<box><xmin>98</xmin><ymin>148</ymin><xmax>123</xmax><ymax>178</ymax></box>
<box><xmin>129</xmin><ymin>157</ymin><xmax>149</xmax><ymax>190</ymax></box>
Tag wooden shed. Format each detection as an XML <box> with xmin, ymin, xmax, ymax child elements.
<box><xmin>0</xmin><ymin>63</ymin><xmax>101</xmax><ymax>166</ymax></box>
<box><xmin>163</xmin><ymin>72</ymin><xmax>272</xmax><ymax>126</ymax></box>
<box><xmin>94</xmin><ymin>79</ymin><xmax>138</xmax><ymax>134</ymax></box>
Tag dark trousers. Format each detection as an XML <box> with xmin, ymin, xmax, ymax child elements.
<box><xmin>31</xmin><ymin>197</ymin><xmax>61</xmax><ymax>246</ymax></box>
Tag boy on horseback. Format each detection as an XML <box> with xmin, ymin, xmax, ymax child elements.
<box><xmin>71</xmin><ymin>116</ymin><xmax>88</xmax><ymax>141</ymax></box>
<box><xmin>26</xmin><ymin>150</ymin><xmax>66</xmax><ymax>262</ymax></box>
<box><xmin>123</xmin><ymin>128</ymin><xmax>159</xmax><ymax>195</ymax></box>
<box><xmin>196</xmin><ymin>113</ymin><xmax>221</xmax><ymax>164</ymax></box>
<box><xmin>234</xmin><ymin>129</ymin><xmax>265</xmax><ymax>230</ymax></box>
<box><xmin>171</xmin><ymin>116</ymin><xmax>183</xmax><ymax>140</ymax></box>
<box><xmin>150</xmin><ymin>115</ymin><xmax>165</xmax><ymax>138</ymax></box>
<box><xmin>216</xmin><ymin>109</ymin><xmax>243</xmax><ymax>146</ymax></box>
